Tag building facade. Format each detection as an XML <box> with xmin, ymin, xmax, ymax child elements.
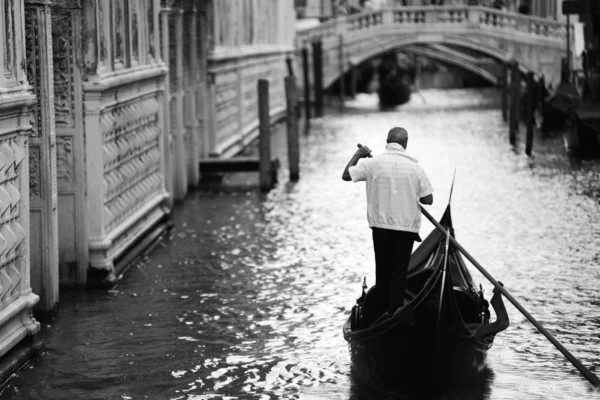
<box><xmin>0</xmin><ymin>0</ymin><xmax>295</xmax><ymax>372</ymax></box>
<box><xmin>0</xmin><ymin>0</ymin><xmax>42</xmax><ymax>359</ymax></box>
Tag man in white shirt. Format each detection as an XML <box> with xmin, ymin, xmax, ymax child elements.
<box><xmin>342</xmin><ymin>127</ymin><xmax>433</xmax><ymax>317</ymax></box>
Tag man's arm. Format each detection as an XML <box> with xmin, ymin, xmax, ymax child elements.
<box><xmin>342</xmin><ymin>146</ymin><xmax>371</xmax><ymax>181</ymax></box>
<box><xmin>419</xmin><ymin>193</ymin><xmax>433</xmax><ymax>205</ymax></box>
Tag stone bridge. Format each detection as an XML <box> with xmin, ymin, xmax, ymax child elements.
<box><xmin>295</xmin><ymin>6</ymin><xmax>572</xmax><ymax>92</ymax></box>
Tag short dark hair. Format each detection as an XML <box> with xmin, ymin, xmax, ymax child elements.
<box><xmin>387</xmin><ymin>127</ymin><xmax>408</xmax><ymax>144</ymax></box>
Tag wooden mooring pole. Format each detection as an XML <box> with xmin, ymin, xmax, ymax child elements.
<box><xmin>525</xmin><ymin>71</ymin><xmax>535</xmax><ymax>156</ymax></box>
<box><xmin>502</xmin><ymin>61</ymin><xmax>509</xmax><ymax>122</ymax></box>
<box><xmin>258</xmin><ymin>79</ymin><xmax>273</xmax><ymax>191</ymax></box>
<box><xmin>302</xmin><ymin>46</ymin><xmax>311</xmax><ymax>122</ymax></box>
<box><xmin>537</xmin><ymin>75</ymin><xmax>546</xmax><ymax>130</ymax></box>
<box><xmin>509</xmin><ymin>61</ymin><xmax>520</xmax><ymax>146</ymax></box>
<box><xmin>348</xmin><ymin>62</ymin><xmax>357</xmax><ymax>99</ymax></box>
<box><xmin>285</xmin><ymin>76</ymin><xmax>300</xmax><ymax>181</ymax></box>
<box><xmin>338</xmin><ymin>34</ymin><xmax>345</xmax><ymax>112</ymax></box>
<box><xmin>286</xmin><ymin>56</ymin><xmax>294</xmax><ymax>77</ymax></box>
<box><xmin>312</xmin><ymin>40</ymin><xmax>324</xmax><ymax>118</ymax></box>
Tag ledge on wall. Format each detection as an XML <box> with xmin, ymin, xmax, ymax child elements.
<box><xmin>86</xmin><ymin>209</ymin><xmax>174</xmax><ymax>290</ymax></box>
<box><xmin>208</xmin><ymin>45</ymin><xmax>295</xmax><ymax>62</ymax></box>
<box><xmin>0</xmin><ymin>337</ymin><xmax>44</xmax><ymax>391</ymax></box>
<box><xmin>211</xmin><ymin>106</ymin><xmax>287</xmax><ymax>159</ymax></box>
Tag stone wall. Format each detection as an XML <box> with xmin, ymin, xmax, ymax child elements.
<box><xmin>207</xmin><ymin>0</ymin><xmax>296</xmax><ymax>158</ymax></box>
<box><xmin>0</xmin><ymin>0</ymin><xmax>299</xmax><ymax>369</ymax></box>
<box><xmin>0</xmin><ymin>0</ymin><xmax>41</xmax><ymax>358</ymax></box>
<box><xmin>82</xmin><ymin>0</ymin><xmax>170</xmax><ymax>285</ymax></box>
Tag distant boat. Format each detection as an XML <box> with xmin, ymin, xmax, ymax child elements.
<box><xmin>343</xmin><ymin>205</ymin><xmax>509</xmax><ymax>393</ymax></box>
<box><xmin>377</xmin><ymin>57</ymin><xmax>412</xmax><ymax>109</ymax></box>
<box><xmin>377</xmin><ymin>74</ymin><xmax>411</xmax><ymax>110</ymax></box>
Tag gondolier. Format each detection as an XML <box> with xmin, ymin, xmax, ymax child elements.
<box><xmin>342</xmin><ymin>127</ymin><xmax>433</xmax><ymax>317</ymax></box>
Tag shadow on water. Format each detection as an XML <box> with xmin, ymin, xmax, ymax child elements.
<box><xmin>346</xmin><ymin>367</ymin><xmax>495</xmax><ymax>400</ymax></box>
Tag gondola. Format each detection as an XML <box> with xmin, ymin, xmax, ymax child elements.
<box><xmin>343</xmin><ymin>205</ymin><xmax>509</xmax><ymax>393</ymax></box>
<box><xmin>377</xmin><ymin>75</ymin><xmax>411</xmax><ymax>110</ymax></box>
<box><xmin>377</xmin><ymin>54</ymin><xmax>412</xmax><ymax>110</ymax></box>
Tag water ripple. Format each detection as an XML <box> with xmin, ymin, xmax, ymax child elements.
<box><xmin>4</xmin><ymin>89</ymin><xmax>600</xmax><ymax>400</ymax></box>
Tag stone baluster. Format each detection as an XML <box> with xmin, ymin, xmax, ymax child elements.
<box><xmin>467</xmin><ymin>6</ymin><xmax>480</xmax><ymax>25</ymax></box>
<box><xmin>382</xmin><ymin>8</ymin><xmax>394</xmax><ymax>29</ymax></box>
<box><xmin>24</xmin><ymin>0</ymin><xmax>59</xmax><ymax>317</ymax></box>
<box><xmin>337</xmin><ymin>16</ymin><xmax>348</xmax><ymax>36</ymax></box>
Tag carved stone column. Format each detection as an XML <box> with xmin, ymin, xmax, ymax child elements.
<box><xmin>196</xmin><ymin>8</ymin><xmax>209</xmax><ymax>158</ymax></box>
<box><xmin>169</xmin><ymin>6</ymin><xmax>187</xmax><ymax>200</ymax></box>
<box><xmin>159</xmin><ymin>1</ymin><xmax>174</xmax><ymax>205</ymax></box>
<box><xmin>50</xmin><ymin>1</ymin><xmax>88</xmax><ymax>288</ymax></box>
<box><xmin>24</xmin><ymin>0</ymin><xmax>59</xmax><ymax>317</ymax></box>
<box><xmin>185</xmin><ymin>3</ymin><xmax>200</xmax><ymax>187</ymax></box>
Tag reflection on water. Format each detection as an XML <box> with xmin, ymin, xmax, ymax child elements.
<box><xmin>3</xmin><ymin>89</ymin><xmax>600</xmax><ymax>400</ymax></box>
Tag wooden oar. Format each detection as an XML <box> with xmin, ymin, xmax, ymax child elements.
<box><xmin>420</xmin><ymin>205</ymin><xmax>600</xmax><ymax>387</ymax></box>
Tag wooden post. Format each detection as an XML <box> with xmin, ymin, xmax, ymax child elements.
<box><xmin>537</xmin><ymin>75</ymin><xmax>546</xmax><ymax>111</ymax></box>
<box><xmin>338</xmin><ymin>35</ymin><xmax>345</xmax><ymax>112</ymax></box>
<box><xmin>285</xmin><ymin>76</ymin><xmax>300</xmax><ymax>181</ymax></box>
<box><xmin>502</xmin><ymin>61</ymin><xmax>509</xmax><ymax>122</ymax></box>
<box><xmin>258</xmin><ymin>79</ymin><xmax>273</xmax><ymax>191</ymax></box>
<box><xmin>302</xmin><ymin>46</ymin><xmax>311</xmax><ymax>122</ymax></box>
<box><xmin>348</xmin><ymin>62</ymin><xmax>357</xmax><ymax>99</ymax></box>
<box><xmin>286</xmin><ymin>55</ymin><xmax>294</xmax><ymax>77</ymax></box>
<box><xmin>509</xmin><ymin>61</ymin><xmax>520</xmax><ymax>146</ymax></box>
<box><xmin>312</xmin><ymin>40</ymin><xmax>324</xmax><ymax>118</ymax></box>
<box><xmin>525</xmin><ymin>71</ymin><xmax>535</xmax><ymax>156</ymax></box>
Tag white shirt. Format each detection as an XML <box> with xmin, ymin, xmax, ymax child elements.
<box><xmin>349</xmin><ymin>143</ymin><xmax>433</xmax><ymax>232</ymax></box>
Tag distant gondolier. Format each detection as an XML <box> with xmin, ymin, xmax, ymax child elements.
<box><xmin>342</xmin><ymin>127</ymin><xmax>433</xmax><ymax>317</ymax></box>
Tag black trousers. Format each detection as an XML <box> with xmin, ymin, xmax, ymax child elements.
<box><xmin>371</xmin><ymin>227</ymin><xmax>417</xmax><ymax>314</ymax></box>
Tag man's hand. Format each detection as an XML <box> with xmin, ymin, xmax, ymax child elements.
<box><xmin>342</xmin><ymin>145</ymin><xmax>371</xmax><ymax>181</ymax></box>
<box><xmin>355</xmin><ymin>145</ymin><xmax>371</xmax><ymax>159</ymax></box>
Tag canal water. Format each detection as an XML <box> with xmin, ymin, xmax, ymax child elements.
<box><xmin>3</xmin><ymin>88</ymin><xmax>600</xmax><ymax>400</ymax></box>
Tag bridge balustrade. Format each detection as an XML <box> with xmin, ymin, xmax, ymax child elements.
<box><xmin>298</xmin><ymin>6</ymin><xmax>570</xmax><ymax>45</ymax></box>
<box><xmin>296</xmin><ymin>5</ymin><xmax>571</xmax><ymax>92</ymax></box>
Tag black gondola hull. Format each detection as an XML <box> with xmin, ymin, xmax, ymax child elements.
<box><xmin>344</xmin><ymin>315</ymin><xmax>494</xmax><ymax>391</ymax></box>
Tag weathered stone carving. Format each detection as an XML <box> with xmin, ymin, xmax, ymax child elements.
<box><xmin>114</xmin><ymin>2</ymin><xmax>125</xmax><ymax>66</ymax></box>
<box><xmin>51</xmin><ymin>143</ymin><xmax>57</xmax><ymax>199</ymax></box>
<box><xmin>168</xmin><ymin>13</ymin><xmax>178</xmax><ymax>93</ymax></box>
<box><xmin>131</xmin><ymin>1</ymin><xmax>139</xmax><ymax>63</ymax></box>
<box><xmin>51</xmin><ymin>12</ymin><xmax>75</xmax><ymax>128</ymax></box>
<box><xmin>147</xmin><ymin>0</ymin><xmax>156</xmax><ymax>61</ymax></box>
<box><xmin>3</xmin><ymin>0</ymin><xmax>15</xmax><ymax>78</ymax></box>
<box><xmin>28</xmin><ymin>147</ymin><xmax>41</xmax><ymax>200</ymax></box>
<box><xmin>0</xmin><ymin>135</ymin><xmax>27</xmax><ymax>308</ymax></box>
<box><xmin>97</xmin><ymin>0</ymin><xmax>107</xmax><ymax>71</ymax></box>
<box><xmin>100</xmin><ymin>95</ymin><xmax>163</xmax><ymax>231</ymax></box>
<box><xmin>56</xmin><ymin>136</ymin><xmax>74</xmax><ymax>186</ymax></box>
<box><xmin>24</xmin><ymin>9</ymin><xmax>41</xmax><ymax>137</ymax></box>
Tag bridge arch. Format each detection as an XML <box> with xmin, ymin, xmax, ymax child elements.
<box><xmin>298</xmin><ymin>6</ymin><xmax>568</xmax><ymax>94</ymax></box>
<box><xmin>327</xmin><ymin>34</ymin><xmax>537</xmax><ymax>90</ymax></box>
